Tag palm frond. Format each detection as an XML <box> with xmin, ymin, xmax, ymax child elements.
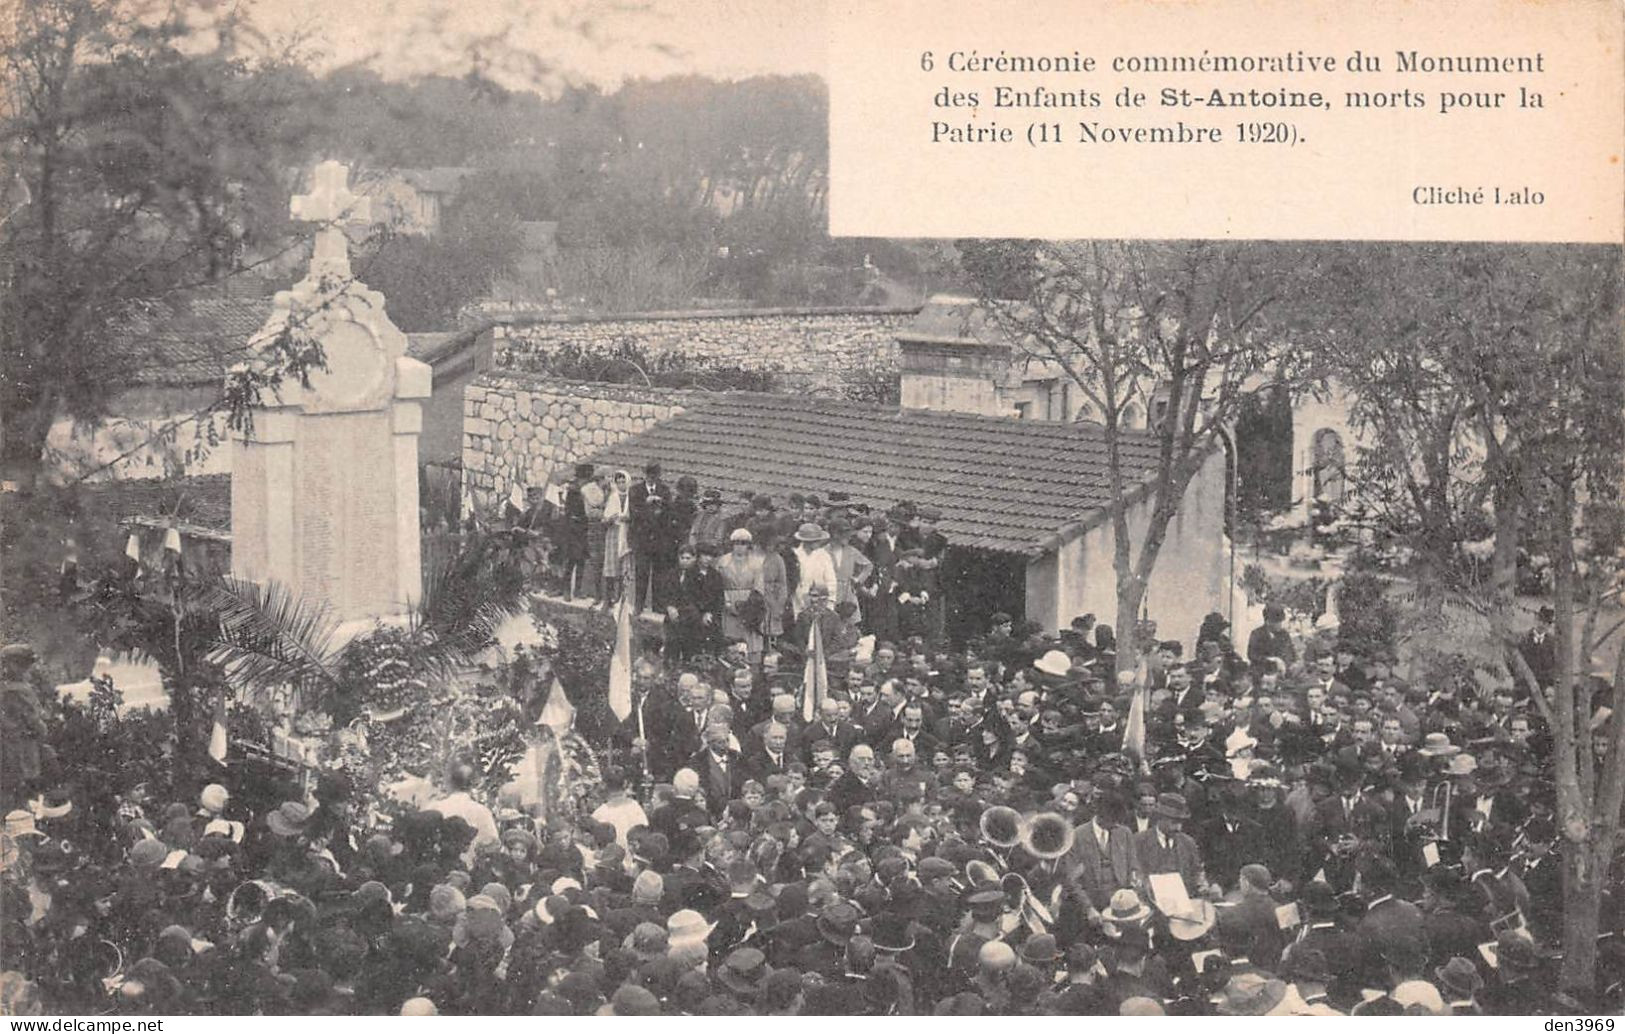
<box><xmin>203</xmin><ymin>576</ymin><xmax>342</xmax><ymax>695</ymax></box>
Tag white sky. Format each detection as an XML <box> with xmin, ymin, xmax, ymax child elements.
<box><xmin>242</xmin><ymin>0</ymin><xmax>830</xmax><ymax>91</ymax></box>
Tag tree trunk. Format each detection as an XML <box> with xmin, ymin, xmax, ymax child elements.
<box><xmin>1559</xmin><ymin>834</ymin><xmax>1605</xmax><ymax>991</ymax></box>
<box><xmin>1114</xmin><ymin>570</ymin><xmax>1146</xmax><ymax>675</ymax></box>
<box><xmin>1488</xmin><ymin>478</ymin><xmax>1522</xmax><ymax>652</ymax></box>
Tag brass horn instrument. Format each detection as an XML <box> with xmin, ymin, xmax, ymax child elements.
<box><xmin>979</xmin><ymin>805</ymin><xmax>1024</xmax><ymax>850</ymax></box>
<box><xmin>1021</xmin><ymin>811</ymin><xmax>1076</xmax><ymax>860</ymax></box>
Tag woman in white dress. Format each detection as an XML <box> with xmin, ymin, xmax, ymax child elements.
<box><xmin>717</xmin><ymin>527</ymin><xmax>764</xmax><ymax>656</ymax></box>
<box><xmin>601</xmin><ymin>470</ymin><xmax>632</xmax><ymax>607</ymax></box>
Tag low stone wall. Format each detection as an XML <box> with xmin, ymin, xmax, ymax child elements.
<box><xmin>462</xmin><ymin>374</ymin><xmax>699</xmax><ymax>509</ymax></box>
<box><xmin>493</xmin><ymin>306</ymin><xmax>913</xmax><ymax>381</ymax></box>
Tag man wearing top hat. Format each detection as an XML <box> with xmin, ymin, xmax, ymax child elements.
<box><xmin>628</xmin><ymin>460</ymin><xmax>675</xmax><ymax>613</ymax></box>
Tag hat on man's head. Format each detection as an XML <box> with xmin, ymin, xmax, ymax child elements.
<box><xmin>1445</xmin><ymin>753</ymin><xmax>1479</xmax><ymax>777</ymax></box>
<box><xmin>129</xmin><ymin>838</ymin><xmax>168</xmax><ymax>869</ymax></box>
<box><xmin>795</xmin><ymin>522</ymin><xmax>830</xmax><ymax>544</ymax></box>
<box><xmin>717</xmin><ymin>946</ymin><xmax>771</xmax><ymax>995</ymax></box>
<box><xmin>1105</xmin><ymin>889</ymin><xmax>1152</xmax><ymax>924</ymax></box>
<box><xmin>1418</xmin><ymin>732</ymin><xmax>1460</xmax><ymax>757</ymax></box>
<box><xmin>265</xmin><ymin>801</ymin><xmax>310</xmax><ymax>837</ymax></box>
<box><xmin>1213</xmin><ymin>973</ymin><xmax>1288</xmax><ymax>1015</ymax></box>
<box><xmin>817</xmin><ymin>901</ymin><xmax>860</xmax><ymax>945</ymax></box>
<box><xmin>1034</xmin><ymin>650</ymin><xmax>1072</xmax><ymax>677</ymax></box>
<box><xmin>1435</xmin><ymin>956</ymin><xmax>1485</xmax><ymax>997</ymax></box>
<box><xmin>1153</xmin><ymin>792</ymin><xmax>1191</xmax><ymax>819</ymax></box>
<box><xmin>1</xmin><ymin>643</ymin><xmax>37</xmax><ymax>666</ymax></box>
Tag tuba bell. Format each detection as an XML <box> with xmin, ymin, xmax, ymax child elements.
<box><xmin>979</xmin><ymin>805</ymin><xmax>1024</xmax><ymax>850</ymax></box>
<box><xmin>1021</xmin><ymin>811</ymin><xmax>1076</xmax><ymax>860</ymax></box>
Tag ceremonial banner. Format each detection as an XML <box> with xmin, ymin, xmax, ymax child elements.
<box><xmin>607</xmin><ymin>596</ymin><xmax>633</xmax><ymax>722</ymax></box>
<box><xmin>802</xmin><ymin>617</ymin><xmax>829</xmax><ymax>723</ymax></box>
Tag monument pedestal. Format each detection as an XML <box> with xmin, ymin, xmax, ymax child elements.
<box><xmin>231</xmin><ymin>161</ymin><xmax>431</xmax><ymax>623</ymax></box>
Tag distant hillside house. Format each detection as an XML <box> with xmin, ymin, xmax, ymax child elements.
<box><xmin>897</xmin><ymin>294</ymin><xmax>1170</xmax><ymax>427</ymax></box>
<box><xmin>355</xmin><ymin>167</ymin><xmax>478</xmax><ymax>237</ymax></box>
<box><xmin>585</xmin><ymin>392</ymin><xmax>1231</xmax><ymax>642</ymax></box>
<box><xmin>46</xmin><ymin>294</ymin><xmax>489</xmax><ymax>484</ymax></box>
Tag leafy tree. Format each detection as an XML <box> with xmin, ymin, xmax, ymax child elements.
<box><xmin>1317</xmin><ymin>242</ymin><xmax>1625</xmax><ymax>993</ymax></box>
<box><xmin>358</xmin><ymin>174</ymin><xmax>523</xmax><ymax>331</ymax></box>
<box><xmin>1</xmin><ymin>0</ymin><xmax>318</xmax><ymax>488</ymax></box>
<box><xmin>959</xmin><ymin>240</ymin><xmax>1316</xmax><ymax>667</ymax></box>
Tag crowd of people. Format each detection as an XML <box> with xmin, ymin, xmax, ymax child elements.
<box><xmin>2</xmin><ymin>474</ymin><xmax>1621</xmax><ymax>1018</ymax></box>
<box><xmin>507</xmin><ymin>460</ymin><xmax>953</xmax><ymax>653</ymax></box>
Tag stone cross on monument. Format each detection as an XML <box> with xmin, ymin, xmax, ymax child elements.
<box><xmin>230</xmin><ymin>160</ymin><xmax>431</xmax><ymax>626</ymax></box>
<box><xmin>288</xmin><ymin>161</ymin><xmax>372</xmax><ymax>279</ymax></box>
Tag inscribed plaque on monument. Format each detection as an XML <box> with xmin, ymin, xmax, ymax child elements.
<box><xmin>293</xmin><ymin>412</ymin><xmax>398</xmax><ymax>620</ymax></box>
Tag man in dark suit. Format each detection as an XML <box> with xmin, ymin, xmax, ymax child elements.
<box><xmin>1353</xmin><ymin>860</ymin><xmax>1426</xmax><ymax>987</ymax></box>
<box><xmin>628</xmin><ymin>460</ymin><xmax>674</xmax><ymax>614</ymax></box>
<box><xmin>886</xmin><ymin>701</ymin><xmax>943</xmax><ymax>757</ymax></box>
<box><xmin>614</xmin><ymin>677</ymin><xmax>679</xmax><ymax>785</ymax></box>
<box><xmin>1200</xmin><ymin>782</ymin><xmax>1269</xmax><ymax>892</ymax></box>
<box><xmin>688</xmin><ymin>723</ymin><xmax>740</xmax><ymax>820</ymax></box>
<box><xmin>742</xmin><ymin>722</ymin><xmax>794</xmax><ymax>787</ymax></box>
<box><xmin>1068</xmin><ymin>796</ymin><xmax>1137</xmax><ymax>911</ymax></box>
<box><xmin>665</xmin><ymin>544</ymin><xmax>722</xmax><ymax>663</ymax></box>
<box><xmin>1132</xmin><ymin>793</ymin><xmax>1212</xmax><ymax>901</ymax></box>
<box><xmin>1518</xmin><ymin>606</ymin><xmax>1558</xmax><ymax>690</ymax></box>
<box><xmin>653</xmin><ymin>674</ymin><xmax>715</xmax><ymax>782</ymax></box>
<box><xmin>1215</xmin><ymin>863</ymin><xmax>1286</xmax><ymax>969</ymax></box>
<box><xmin>1311</xmin><ymin>765</ymin><xmax>1389</xmax><ymax>864</ymax></box>
<box><xmin>802</xmin><ymin>696</ymin><xmax>861</xmax><ymax>765</ymax></box>
<box><xmin>862</xmin><ymin>513</ymin><xmax>902</xmax><ymax>643</ymax></box>
<box><xmin>1247</xmin><ymin>603</ymin><xmax>1296</xmax><ymax>681</ymax></box>
<box><xmin>1281</xmin><ymin>880</ymin><xmax>1364</xmax><ymax>1010</ymax></box>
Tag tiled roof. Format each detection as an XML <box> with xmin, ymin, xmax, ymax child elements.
<box><xmin>397</xmin><ymin>167</ymin><xmax>477</xmax><ymax>194</ymax></box>
<box><xmin>586</xmin><ymin>393</ymin><xmax>1166</xmax><ymax>555</ymax></box>
<box><xmin>81</xmin><ymin>473</ymin><xmax>233</xmax><ymax>530</ymax></box>
<box><xmin>115</xmin><ymin>297</ymin><xmax>275</xmax><ymax>385</ymax></box>
<box><xmin>113</xmin><ymin>298</ymin><xmax>475</xmax><ymax>386</ymax></box>
<box><xmin>895</xmin><ymin>294</ymin><xmax>1008</xmax><ymax>347</ymax></box>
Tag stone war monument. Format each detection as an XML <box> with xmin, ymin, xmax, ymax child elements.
<box><xmin>230</xmin><ymin>160</ymin><xmax>431</xmax><ymax>625</ymax></box>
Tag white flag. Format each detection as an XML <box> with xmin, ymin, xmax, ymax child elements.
<box><xmin>540</xmin><ymin>676</ymin><xmax>576</xmax><ymax>733</ymax></box>
<box><xmin>207</xmin><ymin>694</ymin><xmax>229</xmax><ymax>764</ymax></box>
<box><xmin>802</xmin><ymin>617</ymin><xmax>828</xmax><ymax>723</ymax></box>
<box><xmin>125</xmin><ymin>533</ymin><xmax>141</xmax><ymax>562</ymax></box>
<box><xmin>607</xmin><ymin>596</ymin><xmax>632</xmax><ymax>721</ymax></box>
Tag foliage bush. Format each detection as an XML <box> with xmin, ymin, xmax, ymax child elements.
<box><xmin>1335</xmin><ymin>568</ymin><xmax>1400</xmax><ymax>659</ymax></box>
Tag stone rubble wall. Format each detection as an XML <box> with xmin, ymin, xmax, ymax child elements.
<box><xmin>462</xmin><ymin>374</ymin><xmax>700</xmax><ymax>512</ymax></box>
<box><xmin>494</xmin><ymin>307</ymin><xmax>913</xmax><ymax>385</ymax></box>
<box><xmin>464</xmin><ymin>308</ymin><xmax>916</xmax><ymax>511</ymax></box>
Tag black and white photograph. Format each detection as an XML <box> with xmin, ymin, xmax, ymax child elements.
<box><xmin>1</xmin><ymin>0</ymin><xmax>1622</xmax><ymax>1019</ymax></box>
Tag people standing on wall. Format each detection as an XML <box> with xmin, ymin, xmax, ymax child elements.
<box><xmin>580</xmin><ymin>466</ymin><xmax>609</xmax><ymax>601</ymax></box>
<box><xmin>718</xmin><ymin>528</ymin><xmax>765</xmax><ymax>654</ymax></box>
<box><xmin>864</xmin><ymin>512</ymin><xmax>902</xmax><ymax>644</ymax></box>
<box><xmin>916</xmin><ymin>506</ymin><xmax>950</xmax><ymax>642</ymax></box>
<box><xmin>666</xmin><ymin>543</ymin><xmax>720</xmax><ymax>664</ymax></box>
<box><xmin>629</xmin><ymin>461</ymin><xmax>675</xmax><ymax>615</ymax></box>
<box><xmin>557</xmin><ymin>464</ymin><xmax>593</xmax><ymax>601</ymax></box>
<box><xmin>602</xmin><ymin>469</ymin><xmax>633</xmax><ymax>608</ymax></box>
<box><xmin>825</xmin><ymin>518</ymin><xmax>874</xmax><ymax>631</ymax></box>
<box><xmin>687</xmin><ymin>487</ymin><xmax>727</xmax><ymax>557</ymax></box>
